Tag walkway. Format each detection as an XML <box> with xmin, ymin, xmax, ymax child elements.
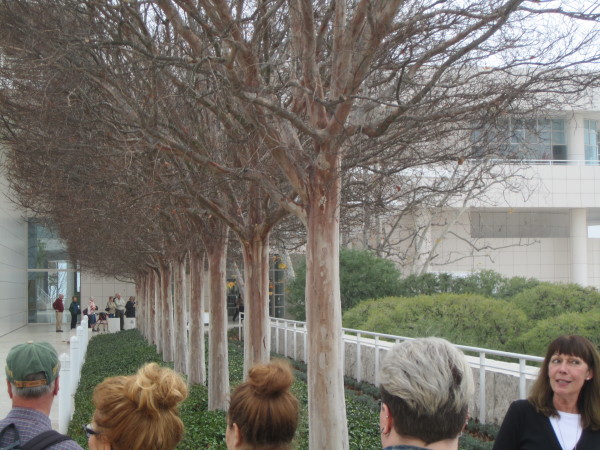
<box><xmin>0</xmin><ymin>324</ymin><xmax>82</xmax><ymax>429</ymax></box>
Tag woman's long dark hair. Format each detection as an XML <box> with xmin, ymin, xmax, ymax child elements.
<box><xmin>528</xmin><ymin>335</ymin><xmax>600</xmax><ymax>430</ymax></box>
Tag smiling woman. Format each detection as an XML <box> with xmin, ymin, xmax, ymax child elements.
<box><xmin>493</xmin><ymin>335</ymin><xmax>600</xmax><ymax>450</ymax></box>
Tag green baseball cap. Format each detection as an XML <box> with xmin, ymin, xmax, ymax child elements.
<box><xmin>5</xmin><ymin>341</ymin><xmax>60</xmax><ymax>388</ymax></box>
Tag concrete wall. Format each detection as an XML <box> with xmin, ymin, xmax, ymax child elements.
<box><xmin>0</xmin><ymin>153</ymin><xmax>28</xmax><ymax>337</ymax></box>
<box><xmin>80</xmin><ymin>273</ymin><xmax>136</xmax><ymax>308</ymax></box>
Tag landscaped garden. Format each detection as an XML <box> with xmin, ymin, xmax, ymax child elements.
<box><xmin>67</xmin><ymin>329</ymin><xmax>496</xmax><ymax>449</ymax></box>
<box><xmin>287</xmin><ymin>251</ymin><xmax>600</xmax><ymax>356</ymax></box>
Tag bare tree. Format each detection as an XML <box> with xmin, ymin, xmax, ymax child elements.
<box><xmin>2</xmin><ymin>1</ymin><xmax>600</xmax><ymax>447</ymax></box>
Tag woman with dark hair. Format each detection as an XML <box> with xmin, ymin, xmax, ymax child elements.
<box><xmin>226</xmin><ymin>360</ymin><xmax>298</xmax><ymax>450</ymax></box>
<box><xmin>493</xmin><ymin>335</ymin><xmax>600</xmax><ymax>449</ymax></box>
<box><xmin>125</xmin><ymin>296</ymin><xmax>136</xmax><ymax>318</ymax></box>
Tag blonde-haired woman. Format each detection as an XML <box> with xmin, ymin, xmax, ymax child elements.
<box><xmin>85</xmin><ymin>363</ymin><xmax>188</xmax><ymax>450</ymax></box>
<box><xmin>226</xmin><ymin>360</ymin><xmax>298</xmax><ymax>449</ymax></box>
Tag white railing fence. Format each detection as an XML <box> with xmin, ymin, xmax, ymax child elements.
<box><xmin>57</xmin><ymin>316</ymin><xmax>89</xmax><ymax>433</ymax></box>
<box><xmin>238</xmin><ymin>314</ymin><xmax>544</xmax><ymax>425</ymax></box>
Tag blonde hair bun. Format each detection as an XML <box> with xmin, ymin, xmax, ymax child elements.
<box><xmin>126</xmin><ymin>363</ymin><xmax>188</xmax><ymax>413</ymax></box>
<box><xmin>92</xmin><ymin>363</ymin><xmax>188</xmax><ymax>449</ymax></box>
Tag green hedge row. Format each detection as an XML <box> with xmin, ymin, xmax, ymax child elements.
<box><xmin>342</xmin><ymin>283</ymin><xmax>600</xmax><ymax>355</ymax></box>
<box><xmin>68</xmin><ymin>331</ymin><xmax>493</xmax><ymax>449</ymax></box>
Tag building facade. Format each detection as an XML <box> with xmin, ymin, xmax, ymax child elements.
<box><xmin>0</xmin><ymin>149</ymin><xmax>134</xmax><ymax>337</ymax></box>
<box><xmin>370</xmin><ymin>106</ymin><xmax>600</xmax><ymax>288</ymax></box>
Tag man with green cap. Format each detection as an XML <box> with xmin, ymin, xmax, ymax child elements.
<box><xmin>0</xmin><ymin>341</ymin><xmax>82</xmax><ymax>449</ymax></box>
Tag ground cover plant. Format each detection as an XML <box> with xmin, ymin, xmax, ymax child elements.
<box><xmin>69</xmin><ymin>330</ymin><xmax>494</xmax><ymax>449</ymax></box>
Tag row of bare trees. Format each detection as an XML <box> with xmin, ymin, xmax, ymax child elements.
<box><xmin>1</xmin><ymin>1</ymin><xmax>599</xmax><ymax>447</ymax></box>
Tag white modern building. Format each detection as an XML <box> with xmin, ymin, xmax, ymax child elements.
<box><xmin>0</xmin><ymin>149</ymin><xmax>135</xmax><ymax>337</ymax></box>
<box><xmin>361</xmin><ymin>97</ymin><xmax>600</xmax><ymax>288</ymax></box>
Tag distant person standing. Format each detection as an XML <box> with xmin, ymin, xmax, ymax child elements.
<box><xmin>52</xmin><ymin>294</ymin><xmax>64</xmax><ymax>332</ymax></box>
<box><xmin>125</xmin><ymin>296</ymin><xmax>136</xmax><ymax>318</ymax></box>
<box><xmin>114</xmin><ymin>293</ymin><xmax>126</xmax><ymax>331</ymax></box>
<box><xmin>68</xmin><ymin>296</ymin><xmax>80</xmax><ymax>330</ymax></box>
<box><xmin>87</xmin><ymin>297</ymin><xmax>98</xmax><ymax>329</ymax></box>
<box><xmin>105</xmin><ymin>296</ymin><xmax>116</xmax><ymax>318</ymax></box>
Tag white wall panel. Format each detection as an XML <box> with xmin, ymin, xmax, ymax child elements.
<box><xmin>0</xmin><ymin>152</ymin><xmax>28</xmax><ymax>337</ymax></box>
<box><xmin>80</xmin><ymin>274</ymin><xmax>136</xmax><ymax>305</ymax></box>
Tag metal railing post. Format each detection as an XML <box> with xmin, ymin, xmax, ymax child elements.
<box><xmin>284</xmin><ymin>320</ymin><xmax>288</xmax><ymax>357</ymax></box>
<box><xmin>519</xmin><ymin>359</ymin><xmax>527</xmax><ymax>399</ymax></box>
<box><xmin>356</xmin><ymin>333</ymin><xmax>362</xmax><ymax>383</ymax></box>
<box><xmin>375</xmin><ymin>336</ymin><xmax>380</xmax><ymax>387</ymax></box>
<box><xmin>293</xmin><ymin>322</ymin><xmax>297</xmax><ymax>360</ymax></box>
<box><xmin>479</xmin><ymin>352</ymin><xmax>486</xmax><ymax>424</ymax></box>
<box><xmin>275</xmin><ymin>319</ymin><xmax>280</xmax><ymax>353</ymax></box>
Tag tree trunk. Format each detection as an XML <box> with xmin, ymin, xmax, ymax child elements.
<box><xmin>147</xmin><ymin>269</ymin><xmax>157</xmax><ymax>346</ymax></box>
<box><xmin>241</xmin><ymin>231</ymin><xmax>271</xmax><ymax>375</ymax></box>
<box><xmin>205</xmin><ymin>222</ymin><xmax>229</xmax><ymax>410</ymax></box>
<box><xmin>188</xmin><ymin>250</ymin><xmax>206</xmax><ymax>385</ymax></box>
<box><xmin>135</xmin><ymin>274</ymin><xmax>144</xmax><ymax>337</ymax></box>
<box><xmin>305</xmin><ymin>165</ymin><xmax>348</xmax><ymax>449</ymax></box>
<box><xmin>173</xmin><ymin>254</ymin><xmax>188</xmax><ymax>374</ymax></box>
<box><xmin>159</xmin><ymin>260</ymin><xmax>174</xmax><ymax>362</ymax></box>
<box><xmin>153</xmin><ymin>268</ymin><xmax>161</xmax><ymax>353</ymax></box>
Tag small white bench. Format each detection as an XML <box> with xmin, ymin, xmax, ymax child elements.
<box><xmin>108</xmin><ymin>318</ymin><xmax>120</xmax><ymax>333</ymax></box>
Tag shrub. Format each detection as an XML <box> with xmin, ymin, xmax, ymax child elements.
<box><xmin>343</xmin><ymin>294</ymin><xmax>528</xmax><ymax>350</ymax></box>
<box><xmin>397</xmin><ymin>272</ymin><xmax>454</xmax><ymax>296</ymax></box>
<box><xmin>287</xmin><ymin>249</ymin><xmax>402</xmax><ymax>320</ymax></box>
<box><xmin>493</xmin><ymin>276</ymin><xmax>540</xmax><ymax>299</ymax></box>
<box><xmin>396</xmin><ymin>270</ymin><xmax>539</xmax><ymax>299</ymax></box>
<box><xmin>508</xmin><ymin>310</ymin><xmax>600</xmax><ymax>356</ymax></box>
<box><xmin>509</xmin><ymin>283</ymin><xmax>600</xmax><ymax>321</ymax></box>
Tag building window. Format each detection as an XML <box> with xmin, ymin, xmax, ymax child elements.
<box><xmin>509</xmin><ymin>118</ymin><xmax>566</xmax><ymax>160</ymax></box>
<box><xmin>27</xmin><ymin>220</ymin><xmax>80</xmax><ymax>324</ymax></box>
<box><xmin>269</xmin><ymin>255</ymin><xmax>286</xmax><ymax>318</ymax></box>
<box><xmin>584</xmin><ymin>119</ymin><xmax>599</xmax><ymax>164</ymax></box>
<box><xmin>472</xmin><ymin>118</ymin><xmax>567</xmax><ymax>161</ymax></box>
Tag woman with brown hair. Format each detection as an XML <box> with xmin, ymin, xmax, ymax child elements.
<box><xmin>84</xmin><ymin>363</ymin><xmax>188</xmax><ymax>450</ymax></box>
<box><xmin>226</xmin><ymin>360</ymin><xmax>299</xmax><ymax>450</ymax></box>
<box><xmin>493</xmin><ymin>335</ymin><xmax>600</xmax><ymax>449</ymax></box>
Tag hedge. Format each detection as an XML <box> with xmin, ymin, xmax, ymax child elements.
<box><xmin>343</xmin><ymin>294</ymin><xmax>528</xmax><ymax>350</ymax></box>
<box><xmin>509</xmin><ymin>283</ymin><xmax>600</xmax><ymax>321</ymax></box>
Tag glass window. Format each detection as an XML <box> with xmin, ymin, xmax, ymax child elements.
<box><xmin>584</xmin><ymin>119</ymin><xmax>598</xmax><ymax>164</ymax></box>
<box><xmin>27</xmin><ymin>219</ymin><xmax>79</xmax><ymax>324</ymax></box>
<box><xmin>471</xmin><ymin>118</ymin><xmax>567</xmax><ymax>161</ymax></box>
<box><xmin>269</xmin><ymin>255</ymin><xmax>287</xmax><ymax>318</ymax></box>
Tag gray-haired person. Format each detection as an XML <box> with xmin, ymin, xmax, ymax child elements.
<box><xmin>378</xmin><ymin>337</ymin><xmax>474</xmax><ymax>450</ymax></box>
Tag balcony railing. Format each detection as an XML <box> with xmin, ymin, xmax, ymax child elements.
<box><xmin>238</xmin><ymin>314</ymin><xmax>545</xmax><ymax>425</ymax></box>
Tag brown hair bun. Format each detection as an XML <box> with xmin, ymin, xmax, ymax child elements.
<box><xmin>246</xmin><ymin>360</ymin><xmax>294</xmax><ymax>397</ymax></box>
